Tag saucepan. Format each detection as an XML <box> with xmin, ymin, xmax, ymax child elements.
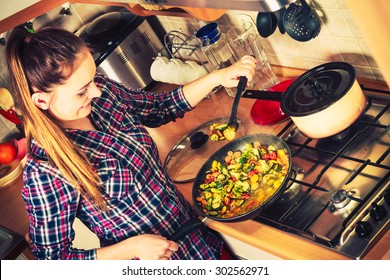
<box><xmin>243</xmin><ymin>62</ymin><xmax>366</xmax><ymax>139</ymax></box>
<box><xmin>192</xmin><ymin>133</ymin><xmax>292</xmax><ymax>222</ymax></box>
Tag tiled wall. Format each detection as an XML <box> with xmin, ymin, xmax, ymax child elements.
<box><xmin>0</xmin><ymin>0</ymin><xmax>384</xmax><ymax>141</ymax></box>
<box><xmin>155</xmin><ymin>0</ymin><xmax>383</xmax><ymax>82</ymax></box>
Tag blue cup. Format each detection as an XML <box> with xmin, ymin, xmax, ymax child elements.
<box><xmin>195</xmin><ymin>22</ymin><xmax>221</xmax><ymax>46</ymax></box>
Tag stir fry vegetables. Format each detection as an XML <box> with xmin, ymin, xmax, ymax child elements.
<box><xmin>195</xmin><ymin>142</ymin><xmax>289</xmax><ymax>219</ymax></box>
<box><xmin>209</xmin><ymin>123</ymin><xmax>236</xmax><ymax>141</ymax></box>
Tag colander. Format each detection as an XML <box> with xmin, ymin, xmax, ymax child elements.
<box><xmin>283</xmin><ymin>0</ymin><xmax>321</xmax><ymax>42</ymax></box>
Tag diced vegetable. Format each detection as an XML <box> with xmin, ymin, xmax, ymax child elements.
<box><xmin>196</xmin><ymin>142</ymin><xmax>289</xmax><ymax>218</ymax></box>
<box><xmin>209</xmin><ymin>122</ymin><xmax>237</xmax><ymax>141</ymax></box>
<box><xmin>223</xmin><ymin>128</ymin><xmax>235</xmax><ymax>141</ymax></box>
<box><xmin>215</xmin><ymin>123</ymin><xmax>228</xmax><ymax>130</ymax></box>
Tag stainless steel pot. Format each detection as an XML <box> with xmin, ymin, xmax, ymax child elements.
<box><xmin>243</xmin><ymin>62</ymin><xmax>366</xmax><ymax>138</ymax></box>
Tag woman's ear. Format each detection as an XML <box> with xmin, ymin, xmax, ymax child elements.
<box><xmin>31</xmin><ymin>91</ymin><xmax>50</xmax><ymax>110</ymax></box>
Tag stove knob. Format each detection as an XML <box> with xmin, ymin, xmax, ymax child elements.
<box><xmin>384</xmin><ymin>189</ymin><xmax>390</xmax><ymax>206</ymax></box>
<box><xmin>370</xmin><ymin>202</ymin><xmax>387</xmax><ymax>222</ymax></box>
<box><xmin>355</xmin><ymin>221</ymin><xmax>373</xmax><ymax>237</ymax></box>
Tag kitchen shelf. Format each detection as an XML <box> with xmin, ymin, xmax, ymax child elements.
<box><xmin>126</xmin><ymin>4</ymin><xmax>226</xmax><ymax>21</ymax></box>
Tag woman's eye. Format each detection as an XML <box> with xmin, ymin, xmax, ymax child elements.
<box><xmin>77</xmin><ymin>91</ymin><xmax>87</xmax><ymax>97</ymax></box>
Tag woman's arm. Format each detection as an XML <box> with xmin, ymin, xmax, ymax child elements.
<box><xmin>182</xmin><ymin>55</ymin><xmax>257</xmax><ymax>107</ymax></box>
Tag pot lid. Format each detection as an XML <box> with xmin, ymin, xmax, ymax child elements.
<box><xmin>281</xmin><ymin>62</ymin><xmax>356</xmax><ymax>116</ymax></box>
<box><xmin>76</xmin><ymin>11</ymin><xmax>143</xmax><ymax>54</ymax></box>
<box><xmin>164</xmin><ymin>117</ymin><xmax>246</xmax><ymax>183</ymax></box>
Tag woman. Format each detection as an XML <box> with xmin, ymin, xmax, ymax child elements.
<box><xmin>5</xmin><ymin>26</ymin><xmax>256</xmax><ymax>260</ymax></box>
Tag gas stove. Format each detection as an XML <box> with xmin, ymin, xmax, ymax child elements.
<box><xmin>253</xmin><ymin>84</ymin><xmax>390</xmax><ymax>259</ymax></box>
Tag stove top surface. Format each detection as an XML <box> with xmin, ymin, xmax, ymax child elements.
<box><xmin>253</xmin><ymin>86</ymin><xmax>390</xmax><ymax>259</ymax></box>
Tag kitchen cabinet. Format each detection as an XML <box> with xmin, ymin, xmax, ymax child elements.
<box><xmin>0</xmin><ymin>0</ymin><xmax>69</xmax><ymax>34</ymax></box>
<box><xmin>0</xmin><ymin>0</ymin><xmax>225</xmax><ymax>34</ymax></box>
<box><xmin>74</xmin><ymin>1</ymin><xmax>226</xmax><ymax>21</ymax></box>
<box><xmin>124</xmin><ymin>4</ymin><xmax>226</xmax><ymax>21</ymax></box>
<box><xmin>0</xmin><ymin>0</ymin><xmax>39</xmax><ymax>21</ymax></box>
<box><xmin>346</xmin><ymin>0</ymin><xmax>390</xmax><ymax>87</ymax></box>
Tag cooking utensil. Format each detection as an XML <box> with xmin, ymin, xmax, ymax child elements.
<box><xmin>283</xmin><ymin>0</ymin><xmax>321</xmax><ymax>41</ymax></box>
<box><xmin>256</xmin><ymin>12</ymin><xmax>277</xmax><ymax>38</ymax></box>
<box><xmin>243</xmin><ymin>62</ymin><xmax>366</xmax><ymax>138</ymax></box>
<box><xmin>275</xmin><ymin>7</ymin><xmax>286</xmax><ymax>34</ymax></box>
<box><xmin>227</xmin><ymin>76</ymin><xmax>247</xmax><ymax>132</ymax></box>
<box><xmin>163</xmin><ymin>117</ymin><xmax>246</xmax><ymax>183</ymax></box>
<box><xmin>0</xmin><ymin>107</ymin><xmax>24</xmax><ymax>137</ymax></box>
<box><xmin>192</xmin><ymin>133</ymin><xmax>292</xmax><ymax>222</ymax></box>
<box><xmin>0</xmin><ymin>108</ymin><xmax>24</xmax><ymax>136</ymax></box>
<box><xmin>0</xmin><ymin>109</ymin><xmax>22</xmax><ymax>125</ymax></box>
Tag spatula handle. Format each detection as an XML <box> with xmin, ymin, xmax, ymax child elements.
<box><xmin>230</xmin><ymin>76</ymin><xmax>248</xmax><ymax>123</ymax></box>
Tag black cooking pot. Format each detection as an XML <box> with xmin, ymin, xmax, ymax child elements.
<box><xmin>192</xmin><ymin>133</ymin><xmax>292</xmax><ymax>222</ymax></box>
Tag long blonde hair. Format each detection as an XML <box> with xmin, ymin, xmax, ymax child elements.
<box><xmin>6</xmin><ymin>27</ymin><xmax>106</xmax><ymax>209</ymax></box>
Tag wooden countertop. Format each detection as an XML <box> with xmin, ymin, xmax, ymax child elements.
<box><xmin>1</xmin><ymin>70</ymin><xmax>389</xmax><ymax>260</ymax></box>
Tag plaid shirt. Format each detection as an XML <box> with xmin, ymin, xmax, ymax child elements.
<box><xmin>22</xmin><ymin>73</ymin><xmax>222</xmax><ymax>260</ymax></box>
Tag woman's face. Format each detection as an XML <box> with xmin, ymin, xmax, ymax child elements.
<box><xmin>32</xmin><ymin>49</ymin><xmax>101</xmax><ymax>125</ymax></box>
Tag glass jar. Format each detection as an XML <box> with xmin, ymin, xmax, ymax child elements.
<box><xmin>227</xmin><ymin>22</ymin><xmax>279</xmax><ymax>92</ymax></box>
<box><xmin>196</xmin><ymin>23</ymin><xmax>237</xmax><ymax>96</ymax></box>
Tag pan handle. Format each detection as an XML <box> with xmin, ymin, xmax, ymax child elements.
<box><xmin>167</xmin><ymin>217</ymin><xmax>208</xmax><ymax>242</ymax></box>
<box><xmin>242</xmin><ymin>89</ymin><xmax>283</xmax><ymax>101</ymax></box>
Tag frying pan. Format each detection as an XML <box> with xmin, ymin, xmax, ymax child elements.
<box><xmin>243</xmin><ymin>62</ymin><xmax>366</xmax><ymax>139</ymax></box>
<box><xmin>192</xmin><ymin>133</ymin><xmax>292</xmax><ymax>222</ymax></box>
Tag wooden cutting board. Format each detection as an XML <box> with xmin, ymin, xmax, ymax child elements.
<box><xmin>0</xmin><ymin>159</ymin><xmax>24</xmax><ymax>188</ymax></box>
<box><xmin>0</xmin><ymin>88</ymin><xmax>15</xmax><ymax>110</ymax></box>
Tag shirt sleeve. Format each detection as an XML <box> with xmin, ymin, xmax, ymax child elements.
<box><xmin>94</xmin><ymin>73</ymin><xmax>194</xmax><ymax>128</ymax></box>
<box><xmin>22</xmin><ymin>168</ymin><xmax>98</xmax><ymax>260</ymax></box>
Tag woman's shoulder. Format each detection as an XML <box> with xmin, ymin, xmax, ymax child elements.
<box><xmin>24</xmin><ymin>139</ymin><xmax>70</xmax><ymax>184</ymax></box>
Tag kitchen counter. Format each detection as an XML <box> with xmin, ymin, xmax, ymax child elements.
<box><xmin>145</xmin><ymin>73</ymin><xmax>390</xmax><ymax>260</ymax></box>
<box><xmin>1</xmin><ymin>69</ymin><xmax>389</xmax><ymax>260</ymax></box>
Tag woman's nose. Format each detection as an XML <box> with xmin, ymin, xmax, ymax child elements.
<box><xmin>88</xmin><ymin>83</ymin><xmax>101</xmax><ymax>98</ymax></box>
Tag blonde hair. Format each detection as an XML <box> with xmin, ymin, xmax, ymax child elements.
<box><xmin>6</xmin><ymin>27</ymin><xmax>106</xmax><ymax>210</ymax></box>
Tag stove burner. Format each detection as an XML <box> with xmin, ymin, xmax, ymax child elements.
<box><xmin>330</xmin><ymin>189</ymin><xmax>351</xmax><ymax>209</ymax></box>
<box><xmin>329</xmin><ymin>189</ymin><xmax>361</xmax><ymax>217</ymax></box>
<box><xmin>277</xmin><ymin>167</ymin><xmax>304</xmax><ymax>204</ymax></box>
<box><xmin>315</xmin><ymin>114</ymin><xmax>376</xmax><ymax>161</ymax></box>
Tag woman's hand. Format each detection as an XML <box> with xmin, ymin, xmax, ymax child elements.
<box><xmin>96</xmin><ymin>234</ymin><xmax>179</xmax><ymax>260</ymax></box>
<box><xmin>216</xmin><ymin>55</ymin><xmax>257</xmax><ymax>88</ymax></box>
<box><xmin>129</xmin><ymin>234</ymin><xmax>179</xmax><ymax>260</ymax></box>
<box><xmin>183</xmin><ymin>55</ymin><xmax>257</xmax><ymax>106</ymax></box>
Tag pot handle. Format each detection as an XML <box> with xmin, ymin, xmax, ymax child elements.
<box><xmin>242</xmin><ymin>89</ymin><xmax>283</xmax><ymax>101</ymax></box>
